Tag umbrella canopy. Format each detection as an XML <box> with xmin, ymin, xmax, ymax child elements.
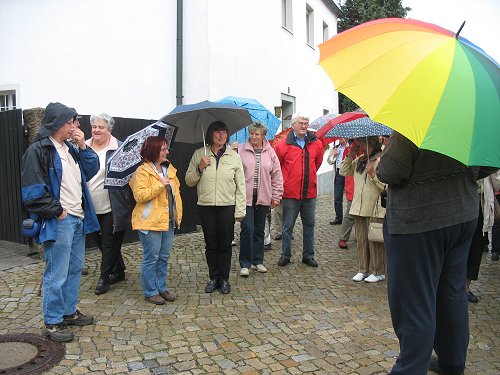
<box><xmin>319</xmin><ymin>18</ymin><xmax>500</xmax><ymax>167</ymax></box>
<box><xmin>216</xmin><ymin>96</ymin><xmax>281</xmax><ymax>143</ymax></box>
<box><xmin>309</xmin><ymin>112</ymin><xmax>367</xmax><ymax>139</ymax></box>
<box><xmin>324</xmin><ymin>117</ymin><xmax>393</xmax><ymax>139</ymax></box>
<box><xmin>161</xmin><ymin>100</ymin><xmax>252</xmax><ymax>145</ymax></box>
<box><xmin>104</xmin><ymin>121</ymin><xmax>177</xmax><ymax>189</ymax></box>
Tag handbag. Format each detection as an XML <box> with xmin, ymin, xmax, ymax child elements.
<box><xmin>368</xmin><ymin>221</ymin><xmax>384</xmax><ymax>242</ymax></box>
<box><xmin>21</xmin><ymin>218</ymin><xmax>41</xmax><ymax>237</ymax></box>
<box><xmin>368</xmin><ymin>193</ymin><xmax>384</xmax><ymax>243</ymax></box>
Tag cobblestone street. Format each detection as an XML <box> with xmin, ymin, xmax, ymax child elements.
<box><xmin>1</xmin><ymin>195</ymin><xmax>499</xmax><ymax>374</ymax></box>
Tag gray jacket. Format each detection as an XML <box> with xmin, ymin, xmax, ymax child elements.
<box><xmin>376</xmin><ymin>132</ymin><xmax>495</xmax><ymax>234</ymax></box>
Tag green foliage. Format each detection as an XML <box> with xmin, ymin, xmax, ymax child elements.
<box><xmin>337</xmin><ymin>0</ymin><xmax>411</xmax><ymax>112</ymax></box>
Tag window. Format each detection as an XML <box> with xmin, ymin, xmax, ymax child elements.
<box><xmin>323</xmin><ymin>21</ymin><xmax>329</xmax><ymax>42</ymax></box>
<box><xmin>306</xmin><ymin>4</ymin><xmax>314</xmax><ymax>47</ymax></box>
<box><xmin>0</xmin><ymin>91</ymin><xmax>16</xmax><ymax>111</ymax></box>
<box><xmin>282</xmin><ymin>0</ymin><xmax>293</xmax><ymax>32</ymax></box>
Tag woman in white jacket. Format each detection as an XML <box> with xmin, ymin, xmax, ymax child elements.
<box><xmin>185</xmin><ymin>121</ymin><xmax>246</xmax><ymax>294</ymax></box>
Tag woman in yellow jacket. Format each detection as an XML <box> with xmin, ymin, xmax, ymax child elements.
<box><xmin>129</xmin><ymin>136</ymin><xmax>182</xmax><ymax>305</ymax></box>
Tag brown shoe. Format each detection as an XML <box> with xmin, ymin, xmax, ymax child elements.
<box><xmin>159</xmin><ymin>290</ymin><xmax>176</xmax><ymax>302</ymax></box>
<box><xmin>145</xmin><ymin>294</ymin><xmax>165</xmax><ymax>305</ymax></box>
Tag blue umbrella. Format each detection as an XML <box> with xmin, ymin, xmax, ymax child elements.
<box><xmin>216</xmin><ymin>96</ymin><xmax>281</xmax><ymax>143</ymax></box>
<box><xmin>324</xmin><ymin>117</ymin><xmax>393</xmax><ymax>139</ymax></box>
<box><xmin>161</xmin><ymin>100</ymin><xmax>252</xmax><ymax>147</ymax></box>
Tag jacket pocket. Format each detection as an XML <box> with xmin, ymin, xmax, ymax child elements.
<box><xmin>141</xmin><ymin>200</ymin><xmax>153</xmax><ymax>219</ymax></box>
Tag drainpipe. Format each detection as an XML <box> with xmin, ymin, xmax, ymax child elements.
<box><xmin>176</xmin><ymin>0</ymin><xmax>183</xmax><ymax>105</ymax></box>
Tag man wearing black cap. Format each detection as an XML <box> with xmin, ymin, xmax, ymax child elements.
<box><xmin>21</xmin><ymin>102</ymin><xmax>100</xmax><ymax>342</ymax></box>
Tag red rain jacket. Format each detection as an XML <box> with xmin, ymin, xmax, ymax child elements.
<box><xmin>274</xmin><ymin>130</ymin><xmax>324</xmax><ymax>200</ymax></box>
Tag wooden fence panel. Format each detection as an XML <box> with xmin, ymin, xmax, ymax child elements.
<box><xmin>0</xmin><ymin>109</ymin><xmax>27</xmax><ymax>243</ymax></box>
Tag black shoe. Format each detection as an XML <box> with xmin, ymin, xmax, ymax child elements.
<box><xmin>467</xmin><ymin>291</ymin><xmax>479</xmax><ymax>303</ymax></box>
<box><xmin>63</xmin><ymin>309</ymin><xmax>95</xmax><ymax>326</ymax></box>
<box><xmin>81</xmin><ymin>266</ymin><xmax>89</xmax><ymax>275</ymax></box>
<box><xmin>205</xmin><ymin>279</ymin><xmax>219</xmax><ymax>293</ymax></box>
<box><xmin>278</xmin><ymin>257</ymin><xmax>290</xmax><ymax>266</ymax></box>
<box><xmin>428</xmin><ymin>356</ymin><xmax>464</xmax><ymax>375</ymax></box>
<box><xmin>274</xmin><ymin>234</ymin><xmax>282</xmax><ymax>240</ymax></box>
<box><xmin>492</xmin><ymin>252</ymin><xmax>499</xmax><ymax>261</ymax></box>
<box><xmin>302</xmin><ymin>258</ymin><xmax>318</xmax><ymax>267</ymax></box>
<box><xmin>42</xmin><ymin>323</ymin><xmax>74</xmax><ymax>342</ymax></box>
<box><xmin>95</xmin><ymin>278</ymin><xmax>110</xmax><ymax>295</ymax></box>
<box><xmin>329</xmin><ymin>219</ymin><xmax>342</xmax><ymax>225</ymax></box>
<box><xmin>108</xmin><ymin>272</ymin><xmax>125</xmax><ymax>284</ymax></box>
<box><xmin>220</xmin><ymin>279</ymin><xmax>231</xmax><ymax>294</ymax></box>
<box><xmin>264</xmin><ymin>243</ymin><xmax>272</xmax><ymax>251</ymax></box>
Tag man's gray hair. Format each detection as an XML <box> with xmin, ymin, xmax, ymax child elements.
<box><xmin>291</xmin><ymin>113</ymin><xmax>309</xmax><ymax>125</ymax></box>
<box><xmin>90</xmin><ymin>113</ymin><xmax>115</xmax><ymax>131</ymax></box>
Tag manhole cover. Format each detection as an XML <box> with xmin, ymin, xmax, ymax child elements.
<box><xmin>0</xmin><ymin>333</ymin><xmax>65</xmax><ymax>374</ymax></box>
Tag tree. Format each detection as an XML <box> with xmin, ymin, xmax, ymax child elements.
<box><xmin>336</xmin><ymin>0</ymin><xmax>411</xmax><ymax>112</ymax></box>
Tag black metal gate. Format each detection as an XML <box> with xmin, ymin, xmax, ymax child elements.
<box><xmin>0</xmin><ymin>109</ymin><xmax>26</xmax><ymax>243</ymax></box>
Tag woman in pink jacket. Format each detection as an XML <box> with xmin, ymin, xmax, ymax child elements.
<box><xmin>238</xmin><ymin>123</ymin><xmax>283</xmax><ymax>276</ymax></box>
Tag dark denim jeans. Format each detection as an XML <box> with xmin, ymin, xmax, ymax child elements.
<box><xmin>333</xmin><ymin>170</ymin><xmax>345</xmax><ymax>221</ymax></box>
<box><xmin>281</xmin><ymin>197</ymin><xmax>316</xmax><ymax>260</ymax></box>
<box><xmin>239</xmin><ymin>204</ymin><xmax>269</xmax><ymax>268</ymax></box>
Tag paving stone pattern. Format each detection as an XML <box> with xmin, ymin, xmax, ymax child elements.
<box><xmin>0</xmin><ymin>195</ymin><xmax>499</xmax><ymax>374</ymax></box>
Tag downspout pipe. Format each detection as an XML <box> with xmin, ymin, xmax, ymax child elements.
<box><xmin>176</xmin><ymin>0</ymin><xmax>183</xmax><ymax>105</ymax></box>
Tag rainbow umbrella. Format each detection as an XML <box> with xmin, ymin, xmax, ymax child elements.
<box><xmin>319</xmin><ymin>18</ymin><xmax>500</xmax><ymax>167</ymax></box>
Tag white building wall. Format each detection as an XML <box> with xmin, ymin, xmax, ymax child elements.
<box><xmin>1</xmin><ymin>0</ymin><xmax>338</xmax><ymax>120</ymax></box>
<box><xmin>0</xmin><ymin>0</ymin><xmax>177</xmax><ymax>119</ymax></box>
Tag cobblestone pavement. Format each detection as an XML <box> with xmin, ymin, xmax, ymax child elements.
<box><xmin>1</xmin><ymin>195</ymin><xmax>499</xmax><ymax>374</ymax></box>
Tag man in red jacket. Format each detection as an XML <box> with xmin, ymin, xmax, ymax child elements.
<box><xmin>274</xmin><ymin>114</ymin><xmax>324</xmax><ymax>267</ymax></box>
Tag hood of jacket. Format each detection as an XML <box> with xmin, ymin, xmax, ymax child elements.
<box><xmin>35</xmin><ymin>102</ymin><xmax>77</xmax><ymax>141</ymax></box>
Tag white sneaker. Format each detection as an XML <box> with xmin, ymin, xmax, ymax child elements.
<box><xmin>254</xmin><ymin>264</ymin><xmax>267</xmax><ymax>273</ymax></box>
<box><xmin>352</xmin><ymin>272</ymin><xmax>369</xmax><ymax>282</ymax></box>
<box><xmin>240</xmin><ymin>268</ymin><xmax>249</xmax><ymax>277</ymax></box>
<box><xmin>364</xmin><ymin>274</ymin><xmax>385</xmax><ymax>283</ymax></box>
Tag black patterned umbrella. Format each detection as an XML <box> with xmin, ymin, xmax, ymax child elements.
<box><xmin>104</xmin><ymin>121</ymin><xmax>177</xmax><ymax>189</ymax></box>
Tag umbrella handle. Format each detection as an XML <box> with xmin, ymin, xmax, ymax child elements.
<box><xmin>202</xmin><ymin>124</ymin><xmax>207</xmax><ymax>156</ymax></box>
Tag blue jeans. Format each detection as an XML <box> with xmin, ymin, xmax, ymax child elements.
<box><xmin>385</xmin><ymin>219</ymin><xmax>475</xmax><ymax>375</ymax></box>
<box><xmin>239</xmin><ymin>204</ymin><xmax>269</xmax><ymax>268</ymax></box>
<box><xmin>42</xmin><ymin>214</ymin><xmax>85</xmax><ymax>325</ymax></box>
<box><xmin>138</xmin><ymin>222</ymin><xmax>174</xmax><ymax>298</ymax></box>
<box><xmin>334</xmin><ymin>170</ymin><xmax>345</xmax><ymax>221</ymax></box>
<box><xmin>281</xmin><ymin>198</ymin><xmax>316</xmax><ymax>260</ymax></box>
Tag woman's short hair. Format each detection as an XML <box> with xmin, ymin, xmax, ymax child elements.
<box><xmin>90</xmin><ymin>113</ymin><xmax>115</xmax><ymax>131</ymax></box>
<box><xmin>205</xmin><ymin>121</ymin><xmax>229</xmax><ymax>145</ymax></box>
<box><xmin>248</xmin><ymin>122</ymin><xmax>268</xmax><ymax>137</ymax></box>
<box><xmin>140</xmin><ymin>136</ymin><xmax>167</xmax><ymax>163</ymax></box>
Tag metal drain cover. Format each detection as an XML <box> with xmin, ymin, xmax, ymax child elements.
<box><xmin>0</xmin><ymin>333</ymin><xmax>65</xmax><ymax>374</ymax></box>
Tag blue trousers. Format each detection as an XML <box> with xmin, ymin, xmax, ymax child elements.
<box><xmin>385</xmin><ymin>219</ymin><xmax>475</xmax><ymax>375</ymax></box>
<box><xmin>43</xmin><ymin>214</ymin><xmax>85</xmax><ymax>324</ymax></box>
<box><xmin>239</xmin><ymin>204</ymin><xmax>269</xmax><ymax>268</ymax></box>
<box><xmin>138</xmin><ymin>222</ymin><xmax>174</xmax><ymax>298</ymax></box>
<box><xmin>281</xmin><ymin>198</ymin><xmax>316</xmax><ymax>260</ymax></box>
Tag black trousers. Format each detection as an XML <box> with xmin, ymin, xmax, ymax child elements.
<box><xmin>90</xmin><ymin>212</ymin><xmax>126</xmax><ymax>280</ymax></box>
<box><xmin>385</xmin><ymin>219</ymin><xmax>475</xmax><ymax>375</ymax></box>
<box><xmin>198</xmin><ymin>205</ymin><xmax>235</xmax><ymax>281</ymax></box>
<box><xmin>466</xmin><ymin>200</ymin><xmax>488</xmax><ymax>281</ymax></box>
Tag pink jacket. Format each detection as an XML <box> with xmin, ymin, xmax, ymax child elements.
<box><xmin>238</xmin><ymin>139</ymin><xmax>283</xmax><ymax>206</ymax></box>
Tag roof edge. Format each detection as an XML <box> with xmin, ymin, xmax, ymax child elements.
<box><xmin>322</xmin><ymin>0</ymin><xmax>342</xmax><ymax>17</ymax></box>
